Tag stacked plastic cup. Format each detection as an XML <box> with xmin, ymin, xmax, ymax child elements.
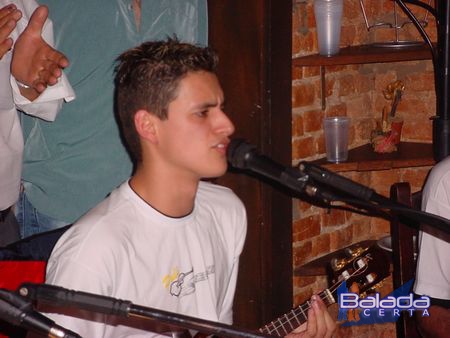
<box><xmin>323</xmin><ymin>116</ymin><xmax>350</xmax><ymax>162</ymax></box>
<box><xmin>314</xmin><ymin>0</ymin><xmax>343</xmax><ymax>56</ymax></box>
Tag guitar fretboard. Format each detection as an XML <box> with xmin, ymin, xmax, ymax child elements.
<box><xmin>259</xmin><ymin>289</ymin><xmax>335</xmax><ymax>336</ymax></box>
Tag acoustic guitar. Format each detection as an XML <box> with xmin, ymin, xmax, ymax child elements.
<box><xmin>259</xmin><ymin>244</ymin><xmax>390</xmax><ymax>337</ymax></box>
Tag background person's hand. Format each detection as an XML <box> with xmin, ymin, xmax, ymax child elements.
<box><xmin>11</xmin><ymin>5</ymin><xmax>69</xmax><ymax>94</ymax></box>
<box><xmin>0</xmin><ymin>4</ymin><xmax>21</xmax><ymax>59</ymax></box>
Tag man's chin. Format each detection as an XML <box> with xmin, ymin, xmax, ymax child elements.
<box><xmin>201</xmin><ymin>166</ymin><xmax>228</xmax><ymax>180</ymax></box>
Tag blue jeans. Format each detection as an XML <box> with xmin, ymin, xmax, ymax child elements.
<box><xmin>15</xmin><ymin>191</ymin><xmax>70</xmax><ymax>239</ymax></box>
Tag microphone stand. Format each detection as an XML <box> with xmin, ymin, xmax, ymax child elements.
<box><xmin>0</xmin><ymin>289</ymin><xmax>81</xmax><ymax>338</ymax></box>
<box><xmin>394</xmin><ymin>0</ymin><xmax>450</xmax><ymax>161</ymax></box>
<box><xmin>297</xmin><ymin>161</ymin><xmax>450</xmax><ymax>236</ymax></box>
<box><xmin>226</xmin><ymin>137</ymin><xmax>450</xmax><ymax>237</ymax></box>
<box><xmin>18</xmin><ymin>283</ymin><xmax>274</xmax><ymax>338</ymax></box>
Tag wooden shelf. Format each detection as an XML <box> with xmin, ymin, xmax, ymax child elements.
<box><xmin>293</xmin><ymin>43</ymin><xmax>432</xmax><ymax>67</ymax></box>
<box><xmin>312</xmin><ymin>142</ymin><xmax>435</xmax><ymax>172</ymax></box>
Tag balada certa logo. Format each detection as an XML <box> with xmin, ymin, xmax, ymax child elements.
<box><xmin>337</xmin><ymin>279</ymin><xmax>430</xmax><ymax>326</ymax></box>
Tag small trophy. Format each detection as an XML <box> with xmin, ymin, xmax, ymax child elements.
<box><xmin>371</xmin><ymin>80</ymin><xmax>405</xmax><ymax>153</ymax></box>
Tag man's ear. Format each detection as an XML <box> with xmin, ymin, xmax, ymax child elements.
<box><xmin>134</xmin><ymin>109</ymin><xmax>158</xmax><ymax>143</ymax></box>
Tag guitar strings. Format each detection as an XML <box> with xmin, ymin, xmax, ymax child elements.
<box><xmin>260</xmin><ymin>264</ymin><xmax>367</xmax><ymax>335</ymax></box>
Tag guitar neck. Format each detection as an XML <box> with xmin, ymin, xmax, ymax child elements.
<box><xmin>259</xmin><ymin>289</ymin><xmax>335</xmax><ymax>337</ymax></box>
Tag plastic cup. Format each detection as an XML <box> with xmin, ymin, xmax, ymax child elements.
<box><xmin>323</xmin><ymin>116</ymin><xmax>350</xmax><ymax>162</ymax></box>
<box><xmin>314</xmin><ymin>0</ymin><xmax>343</xmax><ymax>56</ymax></box>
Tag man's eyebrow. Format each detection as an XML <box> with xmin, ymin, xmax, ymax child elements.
<box><xmin>192</xmin><ymin>100</ymin><xmax>226</xmax><ymax>109</ymax></box>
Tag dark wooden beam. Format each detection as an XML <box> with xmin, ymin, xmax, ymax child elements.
<box><xmin>208</xmin><ymin>0</ymin><xmax>292</xmax><ymax>329</ymax></box>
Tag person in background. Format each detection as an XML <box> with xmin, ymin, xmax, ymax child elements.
<box><xmin>40</xmin><ymin>38</ymin><xmax>336</xmax><ymax>338</ymax></box>
<box><xmin>413</xmin><ymin>156</ymin><xmax>450</xmax><ymax>338</ymax></box>
<box><xmin>0</xmin><ymin>1</ymin><xmax>73</xmax><ymax>246</ymax></box>
<box><xmin>17</xmin><ymin>0</ymin><xmax>208</xmax><ymax>238</ymax></box>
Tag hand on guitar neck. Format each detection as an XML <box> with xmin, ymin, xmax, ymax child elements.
<box><xmin>192</xmin><ymin>297</ymin><xmax>336</xmax><ymax>338</ymax></box>
<box><xmin>284</xmin><ymin>295</ymin><xmax>336</xmax><ymax>338</ymax></box>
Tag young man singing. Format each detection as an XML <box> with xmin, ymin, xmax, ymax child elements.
<box><xmin>42</xmin><ymin>39</ymin><xmax>335</xmax><ymax>338</ymax></box>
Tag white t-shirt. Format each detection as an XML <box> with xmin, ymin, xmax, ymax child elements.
<box><xmin>414</xmin><ymin>156</ymin><xmax>450</xmax><ymax>300</ymax></box>
<box><xmin>0</xmin><ymin>0</ymin><xmax>74</xmax><ymax>210</ymax></box>
<box><xmin>45</xmin><ymin>180</ymin><xmax>247</xmax><ymax>337</ymax></box>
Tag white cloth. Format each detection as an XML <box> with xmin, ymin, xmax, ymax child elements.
<box><xmin>413</xmin><ymin>155</ymin><xmax>450</xmax><ymax>300</ymax></box>
<box><xmin>45</xmin><ymin>180</ymin><xmax>247</xmax><ymax>337</ymax></box>
<box><xmin>0</xmin><ymin>0</ymin><xmax>75</xmax><ymax>210</ymax></box>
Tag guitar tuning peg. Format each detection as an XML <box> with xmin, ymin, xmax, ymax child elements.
<box><xmin>341</xmin><ymin>270</ymin><xmax>351</xmax><ymax>280</ymax></box>
<box><xmin>365</xmin><ymin>273</ymin><xmax>376</xmax><ymax>284</ymax></box>
<box><xmin>346</xmin><ymin>246</ymin><xmax>368</xmax><ymax>258</ymax></box>
<box><xmin>356</xmin><ymin>258</ymin><xmax>366</xmax><ymax>269</ymax></box>
<box><xmin>344</xmin><ymin>248</ymin><xmax>353</xmax><ymax>256</ymax></box>
<box><xmin>331</xmin><ymin>257</ymin><xmax>346</xmax><ymax>271</ymax></box>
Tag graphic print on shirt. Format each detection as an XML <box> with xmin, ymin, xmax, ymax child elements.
<box><xmin>162</xmin><ymin>266</ymin><xmax>215</xmax><ymax>298</ymax></box>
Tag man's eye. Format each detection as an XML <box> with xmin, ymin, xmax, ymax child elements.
<box><xmin>195</xmin><ymin>110</ymin><xmax>208</xmax><ymax>117</ymax></box>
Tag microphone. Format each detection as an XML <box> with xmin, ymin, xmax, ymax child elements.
<box><xmin>19</xmin><ymin>284</ymin><xmax>273</xmax><ymax>338</ymax></box>
<box><xmin>18</xmin><ymin>283</ymin><xmax>131</xmax><ymax>317</ymax></box>
<box><xmin>299</xmin><ymin>161</ymin><xmax>377</xmax><ymax>202</ymax></box>
<box><xmin>0</xmin><ymin>289</ymin><xmax>81</xmax><ymax>338</ymax></box>
<box><xmin>227</xmin><ymin>138</ymin><xmax>308</xmax><ymax>193</ymax></box>
<box><xmin>227</xmin><ymin>139</ymin><xmax>380</xmax><ymax>201</ymax></box>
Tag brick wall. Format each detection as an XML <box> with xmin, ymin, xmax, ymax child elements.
<box><xmin>292</xmin><ymin>1</ymin><xmax>436</xmax><ymax>336</ymax></box>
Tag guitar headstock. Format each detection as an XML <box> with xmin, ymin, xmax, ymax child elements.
<box><xmin>328</xmin><ymin>244</ymin><xmax>390</xmax><ymax>300</ymax></box>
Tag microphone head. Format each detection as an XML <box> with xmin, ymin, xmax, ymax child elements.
<box><xmin>227</xmin><ymin>138</ymin><xmax>257</xmax><ymax>169</ymax></box>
